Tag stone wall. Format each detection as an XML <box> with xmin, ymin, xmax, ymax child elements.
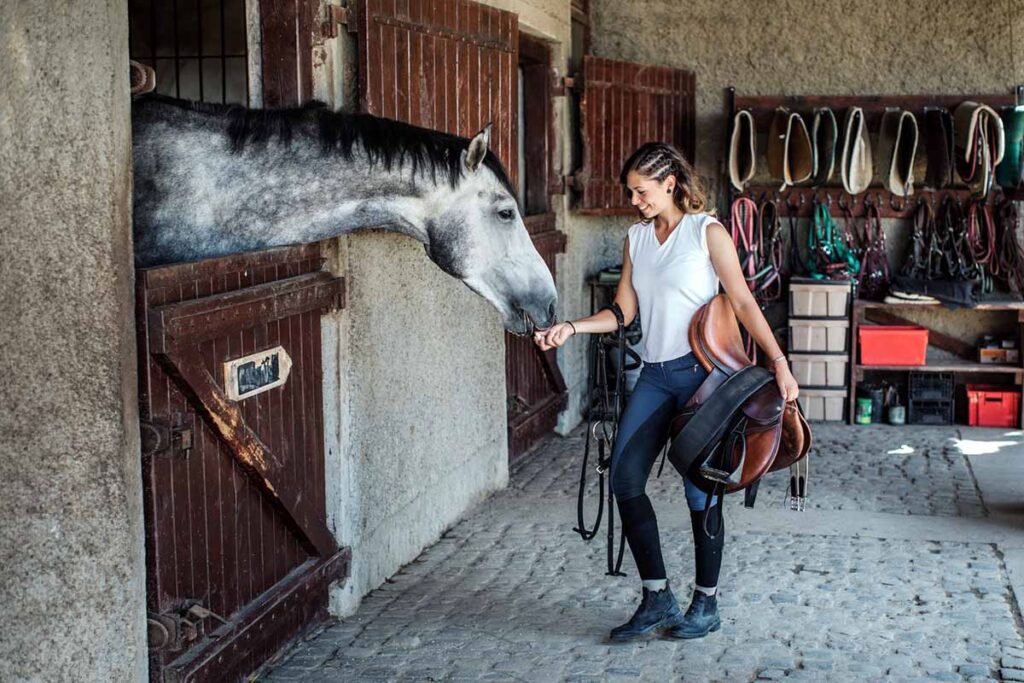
<box><xmin>591</xmin><ymin>0</ymin><xmax>1024</xmax><ymax>344</ymax></box>
<box><xmin>0</xmin><ymin>1</ymin><xmax>145</xmax><ymax>681</ymax></box>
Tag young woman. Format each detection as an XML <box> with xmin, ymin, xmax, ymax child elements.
<box><xmin>534</xmin><ymin>142</ymin><xmax>799</xmax><ymax>641</ymax></box>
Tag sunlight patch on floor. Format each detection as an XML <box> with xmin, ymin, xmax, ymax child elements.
<box><xmin>887</xmin><ymin>444</ymin><xmax>915</xmax><ymax>455</ymax></box>
<box><xmin>950</xmin><ymin>437</ymin><xmax>1022</xmax><ymax>455</ymax></box>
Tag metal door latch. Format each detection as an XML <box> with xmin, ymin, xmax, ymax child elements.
<box><xmin>147</xmin><ymin>601</ymin><xmax>229</xmax><ymax>652</ymax></box>
<box><xmin>140</xmin><ymin>419</ymin><xmax>194</xmax><ymax>458</ymax></box>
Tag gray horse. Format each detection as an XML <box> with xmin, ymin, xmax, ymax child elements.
<box><xmin>131</xmin><ymin>95</ymin><xmax>558</xmax><ymax>335</ymax></box>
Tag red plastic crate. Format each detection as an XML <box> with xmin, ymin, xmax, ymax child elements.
<box><xmin>859</xmin><ymin>325</ymin><xmax>928</xmax><ymax>366</ymax></box>
<box><xmin>966</xmin><ymin>385</ymin><xmax>1021</xmax><ymax>428</ymax></box>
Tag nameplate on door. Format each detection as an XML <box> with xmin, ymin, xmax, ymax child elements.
<box><xmin>223</xmin><ymin>346</ymin><xmax>293</xmax><ymax>401</ymax></box>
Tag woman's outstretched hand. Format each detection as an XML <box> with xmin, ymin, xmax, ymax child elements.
<box><xmin>773</xmin><ymin>361</ymin><xmax>800</xmax><ymax>402</ymax></box>
<box><xmin>533</xmin><ymin>322</ymin><xmax>575</xmax><ymax>351</ymax></box>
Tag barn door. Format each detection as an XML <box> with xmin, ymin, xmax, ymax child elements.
<box><xmin>356</xmin><ymin>0</ymin><xmax>567</xmax><ymax>460</ymax></box>
<box><xmin>136</xmin><ymin>245</ymin><xmax>349</xmax><ymax>682</ymax></box>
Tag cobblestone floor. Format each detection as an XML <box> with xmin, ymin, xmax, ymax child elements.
<box><xmin>261</xmin><ymin>424</ymin><xmax>1024</xmax><ymax>682</ymax></box>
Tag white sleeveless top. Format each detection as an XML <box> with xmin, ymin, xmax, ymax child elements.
<box><xmin>628</xmin><ymin>213</ymin><xmax>722</xmax><ymax>363</ymax></box>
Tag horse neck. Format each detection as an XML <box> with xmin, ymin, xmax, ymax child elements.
<box><xmin>237</xmin><ymin>139</ymin><xmax>436</xmax><ymax>245</ymax></box>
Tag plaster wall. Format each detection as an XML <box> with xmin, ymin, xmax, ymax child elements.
<box><xmin>590</xmin><ymin>0</ymin><xmax>1024</xmax><ymax>347</ymax></box>
<box><xmin>317</xmin><ymin>0</ymin><xmax>581</xmax><ymax>617</ymax></box>
<box><xmin>0</xmin><ymin>1</ymin><xmax>145</xmax><ymax>681</ymax></box>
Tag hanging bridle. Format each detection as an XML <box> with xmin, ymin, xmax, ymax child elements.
<box><xmin>855</xmin><ymin>200</ymin><xmax>891</xmax><ymax>300</ymax></box>
<box><xmin>574</xmin><ymin>302</ymin><xmax>639</xmax><ymax>576</ymax></box>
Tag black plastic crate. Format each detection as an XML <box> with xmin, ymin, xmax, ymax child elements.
<box><xmin>908</xmin><ymin>398</ymin><xmax>953</xmax><ymax>425</ymax></box>
<box><xmin>909</xmin><ymin>372</ymin><xmax>954</xmax><ymax>401</ymax></box>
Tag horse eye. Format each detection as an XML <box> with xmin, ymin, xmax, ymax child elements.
<box><xmin>497</xmin><ymin>209</ymin><xmax>516</xmax><ymax>221</ymax></box>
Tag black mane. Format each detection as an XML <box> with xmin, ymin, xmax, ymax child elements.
<box><xmin>135</xmin><ymin>94</ymin><xmax>515</xmax><ymax>197</ymax></box>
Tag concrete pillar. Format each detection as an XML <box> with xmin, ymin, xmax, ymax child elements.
<box><xmin>0</xmin><ymin>1</ymin><xmax>146</xmax><ymax>681</ymax></box>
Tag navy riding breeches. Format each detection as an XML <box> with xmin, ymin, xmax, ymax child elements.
<box><xmin>609</xmin><ymin>351</ymin><xmax>719</xmax><ymax>511</ymax></box>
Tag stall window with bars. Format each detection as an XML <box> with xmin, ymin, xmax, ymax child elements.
<box><xmin>129</xmin><ymin>0</ymin><xmax>250</xmax><ymax>105</ymax></box>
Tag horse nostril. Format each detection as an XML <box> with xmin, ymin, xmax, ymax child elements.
<box><xmin>547</xmin><ymin>299</ymin><xmax>558</xmax><ymax>327</ymax></box>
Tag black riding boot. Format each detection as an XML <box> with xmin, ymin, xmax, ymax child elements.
<box><xmin>609</xmin><ymin>582</ymin><xmax>685</xmax><ymax>642</ymax></box>
<box><xmin>666</xmin><ymin>589</ymin><xmax>721</xmax><ymax>639</ymax></box>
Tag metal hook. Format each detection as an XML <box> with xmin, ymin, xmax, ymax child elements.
<box><xmin>837</xmin><ymin>193</ymin><xmax>849</xmax><ymax>210</ymax></box>
<box><xmin>890</xmin><ymin>193</ymin><xmax>906</xmax><ymax>212</ymax></box>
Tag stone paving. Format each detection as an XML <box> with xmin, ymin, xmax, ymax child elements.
<box><xmin>261</xmin><ymin>423</ymin><xmax>1024</xmax><ymax>682</ymax></box>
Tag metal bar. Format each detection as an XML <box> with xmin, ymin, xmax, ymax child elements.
<box><xmin>173</xmin><ymin>0</ymin><xmax>180</xmax><ymax>98</ymax></box>
<box><xmin>221</xmin><ymin>0</ymin><xmax>227</xmax><ymax>103</ymax></box>
<box><xmin>197</xmin><ymin>0</ymin><xmax>203</xmax><ymax>101</ymax></box>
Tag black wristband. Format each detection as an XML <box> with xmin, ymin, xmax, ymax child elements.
<box><xmin>566</xmin><ymin>320</ymin><xmax>577</xmax><ymax>335</ymax></box>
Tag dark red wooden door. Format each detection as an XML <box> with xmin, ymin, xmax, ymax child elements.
<box><xmin>136</xmin><ymin>244</ymin><xmax>350</xmax><ymax>682</ymax></box>
<box><xmin>573</xmin><ymin>55</ymin><xmax>696</xmax><ymax>214</ymax></box>
<box><xmin>356</xmin><ymin>0</ymin><xmax>566</xmax><ymax>460</ymax></box>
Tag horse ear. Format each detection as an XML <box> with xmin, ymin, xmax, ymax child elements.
<box><xmin>465</xmin><ymin>123</ymin><xmax>492</xmax><ymax>172</ymax></box>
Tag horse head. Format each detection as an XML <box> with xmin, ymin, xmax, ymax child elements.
<box><xmin>424</xmin><ymin>125</ymin><xmax>558</xmax><ymax>335</ymax></box>
<box><xmin>131</xmin><ymin>98</ymin><xmax>559</xmax><ymax>335</ymax></box>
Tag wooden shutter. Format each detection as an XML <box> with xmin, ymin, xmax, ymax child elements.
<box><xmin>260</xmin><ymin>0</ymin><xmax>322</xmax><ymax>106</ymax></box>
<box><xmin>572</xmin><ymin>55</ymin><xmax>695</xmax><ymax>214</ymax></box>
<box><xmin>357</xmin><ymin>0</ymin><xmax>519</xmax><ymax>189</ymax></box>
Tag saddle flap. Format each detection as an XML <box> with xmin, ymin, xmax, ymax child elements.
<box><xmin>770</xmin><ymin>401</ymin><xmax>813</xmax><ymax>472</ymax></box>
<box><xmin>692</xmin><ymin>294</ymin><xmax>751</xmax><ymax>374</ymax></box>
<box><xmin>739</xmin><ymin>382</ymin><xmax>786</xmax><ymax>423</ymax></box>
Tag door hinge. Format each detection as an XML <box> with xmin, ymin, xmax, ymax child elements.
<box><xmin>553</xmin><ymin>74</ymin><xmax>576</xmax><ymax>96</ymax></box>
<box><xmin>148</xmin><ymin>601</ymin><xmax>229</xmax><ymax>653</ymax></box>
<box><xmin>322</xmin><ymin>3</ymin><xmax>356</xmax><ymax>39</ymax></box>
<box><xmin>140</xmin><ymin>418</ymin><xmax>194</xmax><ymax>458</ymax></box>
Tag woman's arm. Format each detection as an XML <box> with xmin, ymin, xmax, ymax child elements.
<box><xmin>533</xmin><ymin>236</ymin><xmax>638</xmax><ymax>350</ymax></box>
<box><xmin>706</xmin><ymin>222</ymin><xmax>800</xmax><ymax>401</ymax></box>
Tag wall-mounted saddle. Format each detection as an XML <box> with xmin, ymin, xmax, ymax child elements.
<box><xmin>767</xmin><ymin>108</ymin><xmax>813</xmax><ymax>192</ymax></box>
<box><xmin>997</xmin><ymin>105</ymin><xmax>1024</xmax><ymax>190</ymax></box>
<box><xmin>954</xmin><ymin>101</ymin><xmax>1005</xmax><ymax>196</ymax></box>
<box><xmin>840</xmin><ymin>106</ymin><xmax>872</xmax><ymax>195</ymax></box>
<box><xmin>877</xmin><ymin>107</ymin><xmax>919</xmax><ymax>197</ymax></box>
<box><xmin>923</xmin><ymin>107</ymin><xmax>955</xmax><ymax>190</ymax></box>
<box><xmin>811</xmin><ymin>107</ymin><xmax>838</xmax><ymax>186</ymax></box>
<box><xmin>729</xmin><ymin>109</ymin><xmax>756</xmax><ymax>191</ymax></box>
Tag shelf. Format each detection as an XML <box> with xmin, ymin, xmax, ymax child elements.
<box><xmin>855</xmin><ymin>299</ymin><xmax>1024</xmax><ymax>311</ymax></box>
<box><xmin>856</xmin><ymin>360</ymin><xmax>1023</xmax><ymax>375</ymax></box>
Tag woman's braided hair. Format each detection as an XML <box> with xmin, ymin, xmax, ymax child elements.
<box><xmin>619</xmin><ymin>142</ymin><xmax>713</xmax><ymax>219</ymax></box>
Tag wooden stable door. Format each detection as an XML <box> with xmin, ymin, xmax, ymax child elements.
<box><xmin>136</xmin><ymin>245</ymin><xmax>349</xmax><ymax>682</ymax></box>
<box><xmin>356</xmin><ymin>0</ymin><xmax>568</xmax><ymax>460</ymax></box>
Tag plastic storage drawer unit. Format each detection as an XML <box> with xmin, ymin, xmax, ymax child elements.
<box><xmin>798</xmin><ymin>389</ymin><xmax>847</xmax><ymax>422</ymax></box>
<box><xmin>790</xmin><ymin>319</ymin><xmax>849</xmax><ymax>353</ymax></box>
<box><xmin>789</xmin><ymin>354</ymin><xmax>848</xmax><ymax>388</ymax></box>
<box><xmin>789</xmin><ymin>279</ymin><xmax>852</xmax><ymax>318</ymax></box>
<box><xmin>966</xmin><ymin>385</ymin><xmax>1021</xmax><ymax>428</ymax></box>
<box><xmin>859</xmin><ymin>325</ymin><xmax>928</xmax><ymax>366</ymax></box>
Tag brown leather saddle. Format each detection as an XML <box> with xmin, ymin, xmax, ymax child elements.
<box><xmin>666</xmin><ymin>294</ymin><xmax>812</xmax><ymax>511</ymax></box>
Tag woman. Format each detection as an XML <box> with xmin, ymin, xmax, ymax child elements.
<box><xmin>534</xmin><ymin>142</ymin><xmax>799</xmax><ymax>641</ymax></box>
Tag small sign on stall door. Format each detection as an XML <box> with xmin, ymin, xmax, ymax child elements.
<box><xmin>223</xmin><ymin>346</ymin><xmax>292</xmax><ymax>401</ymax></box>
